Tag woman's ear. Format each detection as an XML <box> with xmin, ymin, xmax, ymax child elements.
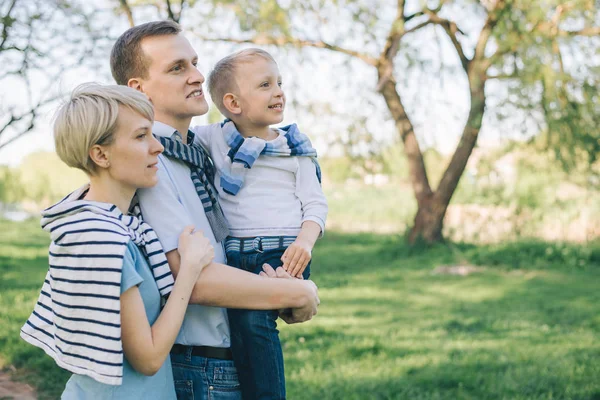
<box><xmin>222</xmin><ymin>93</ymin><xmax>242</xmax><ymax>115</ymax></box>
<box><xmin>89</xmin><ymin>144</ymin><xmax>111</xmax><ymax>170</ymax></box>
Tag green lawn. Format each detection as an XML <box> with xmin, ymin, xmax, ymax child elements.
<box><xmin>1</xmin><ymin>219</ymin><xmax>599</xmax><ymax>399</ymax></box>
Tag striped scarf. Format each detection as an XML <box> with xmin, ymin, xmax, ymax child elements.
<box><xmin>157</xmin><ymin>131</ymin><xmax>229</xmax><ymax>243</ymax></box>
<box><xmin>20</xmin><ymin>185</ymin><xmax>174</xmax><ymax>385</ymax></box>
<box><xmin>220</xmin><ymin>119</ymin><xmax>321</xmax><ymax>196</ymax></box>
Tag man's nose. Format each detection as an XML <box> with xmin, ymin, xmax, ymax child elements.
<box><xmin>189</xmin><ymin>65</ymin><xmax>205</xmax><ymax>84</ymax></box>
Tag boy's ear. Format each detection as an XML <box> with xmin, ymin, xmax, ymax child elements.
<box><xmin>222</xmin><ymin>93</ymin><xmax>242</xmax><ymax>115</ymax></box>
<box><xmin>89</xmin><ymin>144</ymin><xmax>111</xmax><ymax>171</ymax></box>
<box><xmin>127</xmin><ymin>78</ymin><xmax>143</xmax><ymax>92</ymax></box>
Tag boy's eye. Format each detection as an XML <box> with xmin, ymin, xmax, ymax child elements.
<box><xmin>260</xmin><ymin>82</ymin><xmax>269</xmax><ymax>88</ymax></box>
<box><xmin>278</xmin><ymin>81</ymin><xmax>282</xmax><ymax>87</ymax></box>
<box><xmin>137</xmin><ymin>133</ymin><xmax>146</xmax><ymax>139</ymax></box>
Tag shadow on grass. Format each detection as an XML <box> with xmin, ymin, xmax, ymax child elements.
<box><xmin>2</xmin><ymin>223</ymin><xmax>600</xmax><ymax>399</ymax></box>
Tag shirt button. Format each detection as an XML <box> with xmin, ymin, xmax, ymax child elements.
<box><xmin>209</xmin><ymin>386</ymin><xmax>214</xmax><ymax>390</ymax></box>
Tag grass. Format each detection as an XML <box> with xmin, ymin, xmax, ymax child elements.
<box><xmin>1</xmin><ymin>219</ymin><xmax>600</xmax><ymax>399</ymax></box>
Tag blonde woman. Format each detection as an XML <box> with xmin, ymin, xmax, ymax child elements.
<box><xmin>21</xmin><ymin>83</ymin><xmax>213</xmax><ymax>399</ymax></box>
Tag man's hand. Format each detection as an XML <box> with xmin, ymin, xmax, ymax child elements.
<box><xmin>281</xmin><ymin>238</ymin><xmax>312</xmax><ymax>278</ymax></box>
<box><xmin>259</xmin><ymin>264</ymin><xmax>320</xmax><ymax>324</ymax></box>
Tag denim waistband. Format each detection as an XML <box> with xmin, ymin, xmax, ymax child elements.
<box><xmin>224</xmin><ymin>235</ymin><xmax>296</xmax><ymax>253</ymax></box>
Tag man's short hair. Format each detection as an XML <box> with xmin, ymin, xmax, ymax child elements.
<box><xmin>54</xmin><ymin>83</ymin><xmax>154</xmax><ymax>175</ymax></box>
<box><xmin>208</xmin><ymin>48</ymin><xmax>276</xmax><ymax>116</ymax></box>
<box><xmin>110</xmin><ymin>20</ymin><xmax>182</xmax><ymax>85</ymax></box>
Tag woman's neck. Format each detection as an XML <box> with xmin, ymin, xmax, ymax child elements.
<box><xmin>84</xmin><ymin>175</ymin><xmax>135</xmax><ymax>214</ymax></box>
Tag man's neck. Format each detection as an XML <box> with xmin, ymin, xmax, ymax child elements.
<box><xmin>155</xmin><ymin>115</ymin><xmax>192</xmax><ymax>144</ymax></box>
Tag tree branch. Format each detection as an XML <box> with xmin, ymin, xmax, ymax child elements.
<box><xmin>428</xmin><ymin>13</ymin><xmax>469</xmax><ymax>72</ymax></box>
<box><xmin>165</xmin><ymin>0</ymin><xmax>178</xmax><ymax>23</ymax></box>
<box><xmin>195</xmin><ymin>35</ymin><xmax>378</xmax><ymax>66</ymax></box>
<box><xmin>118</xmin><ymin>0</ymin><xmax>135</xmax><ymax>28</ymax></box>
<box><xmin>0</xmin><ymin>0</ymin><xmax>18</xmax><ymax>51</ymax></box>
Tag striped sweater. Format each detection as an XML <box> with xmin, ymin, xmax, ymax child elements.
<box><xmin>20</xmin><ymin>185</ymin><xmax>174</xmax><ymax>385</ymax></box>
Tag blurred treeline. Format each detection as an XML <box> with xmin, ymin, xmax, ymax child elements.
<box><xmin>3</xmin><ymin>137</ymin><xmax>598</xmax><ymax>244</ymax></box>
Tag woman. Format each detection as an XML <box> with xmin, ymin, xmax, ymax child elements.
<box><xmin>20</xmin><ymin>83</ymin><xmax>213</xmax><ymax>399</ymax></box>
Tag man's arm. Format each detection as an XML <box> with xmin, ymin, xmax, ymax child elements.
<box><xmin>166</xmin><ymin>250</ymin><xmax>318</xmax><ymax>311</ymax></box>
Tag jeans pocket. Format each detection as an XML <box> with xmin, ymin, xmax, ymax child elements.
<box><xmin>174</xmin><ymin>380</ymin><xmax>194</xmax><ymax>400</ymax></box>
<box><xmin>211</xmin><ymin>366</ymin><xmax>240</xmax><ymax>390</ymax></box>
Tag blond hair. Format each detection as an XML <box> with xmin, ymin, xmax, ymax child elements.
<box><xmin>54</xmin><ymin>83</ymin><xmax>154</xmax><ymax>175</ymax></box>
<box><xmin>208</xmin><ymin>48</ymin><xmax>276</xmax><ymax>116</ymax></box>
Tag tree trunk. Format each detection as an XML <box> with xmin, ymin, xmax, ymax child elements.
<box><xmin>378</xmin><ymin>60</ymin><xmax>487</xmax><ymax>244</ymax></box>
<box><xmin>407</xmin><ymin>70</ymin><xmax>487</xmax><ymax>244</ymax></box>
<box><xmin>408</xmin><ymin>194</ymin><xmax>447</xmax><ymax>243</ymax></box>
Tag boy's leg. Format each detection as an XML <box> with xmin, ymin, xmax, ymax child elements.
<box><xmin>227</xmin><ymin>249</ymin><xmax>287</xmax><ymax>400</ymax></box>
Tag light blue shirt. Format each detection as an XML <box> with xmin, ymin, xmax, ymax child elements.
<box><xmin>137</xmin><ymin>121</ymin><xmax>230</xmax><ymax>347</ymax></box>
<box><xmin>62</xmin><ymin>242</ymin><xmax>176</xmax><ymax>399</ymax></box>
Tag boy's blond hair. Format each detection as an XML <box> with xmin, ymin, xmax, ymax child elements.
<box><xmin>53</xmin><ymin>83</ymin><xmax>154</xmax><ymax>175</ymax></box>
<box><xmin>208</xmin><ymin>48</ymin><xmax>276</xmax><ymax>117</ymax></box>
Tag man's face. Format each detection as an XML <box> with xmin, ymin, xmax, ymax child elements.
<box><xmin>137</xmin><ymin>34</ymin><xmax>208</xmax><ymax>126</ymax></box>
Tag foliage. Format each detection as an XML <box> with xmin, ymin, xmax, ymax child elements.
<box><xmin>1</xmin><ymin>220</ymin><xmax>600</xmax><ymax>399</ymax></box>
<box><xmin>0</xmin><ymin>0</ymin><xmax>105</xmax><ymax>149</ymax></box>
<box><xmin>0</xmin><ymin>152</ymin><xmax>86</xmax><ymax>209</ymax></box>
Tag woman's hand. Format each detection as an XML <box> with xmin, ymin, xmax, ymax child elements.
<box><xmin>177</xmin><ymin>226</ymin><xmax>214</xmax><ymax>279</ymax></box>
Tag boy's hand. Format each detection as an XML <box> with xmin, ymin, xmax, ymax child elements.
<box><xmin>281</xmin><ymin>238</ymin><xmax>312</xmax><ymax>278</ymax></box>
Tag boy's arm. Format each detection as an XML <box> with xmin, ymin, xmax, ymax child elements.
<box><xmin>282</xmin><ymin>157</ymin><xmax>329</xmax><ymax>277</ymax></box>
<box><xmin>281</xmin><ymin>221</ymin><xmax>321</xmax><ymax>277</ymax></box>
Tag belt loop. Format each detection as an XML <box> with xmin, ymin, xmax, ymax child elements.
<box><xmin>252</xmin><ymin>237</ymin><xmax>264</xmax><ymax>253</ymax></box>
<box><xmin>186</xmin><ymin>345</ymin><xmax>193</xmax><ymax>362</ymax></box>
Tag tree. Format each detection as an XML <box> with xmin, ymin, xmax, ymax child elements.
<box><xmin>0</xmin><ymin>0</ymin><xmax>103</xmax><ymax>150</ymax></box>
<box><xmin>117</xmin><ymin>0</ymin><xmax>600</xmax><ymax>243</ymax></box>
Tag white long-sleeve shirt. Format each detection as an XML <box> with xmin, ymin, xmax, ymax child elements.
<box><xmin>191</xmin><ymin>123</ymin><xmax>328</xmax><ymax>238</ymax></box>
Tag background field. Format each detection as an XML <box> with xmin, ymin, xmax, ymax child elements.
<box><xmin>2</xmin><ymin>218</ymin><xmax>599</xmax><ymax>399</ymax></box>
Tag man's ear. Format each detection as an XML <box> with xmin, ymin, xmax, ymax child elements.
<box><xmin>222</xmin><ymin>93</ymin><xmax>242</xmax><ymax>115</ymax></box>
<box><xmin>89</xmin><ymin>144</ymin><xmax>111</xmax><ymax>170</ymax></box>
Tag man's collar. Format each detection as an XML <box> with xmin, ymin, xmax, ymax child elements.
<box><xmin>153</xmin><ymin>121</ymin><xmax>177</xmax><ymax>138</ymax></box>
<box><xmin>153</xmin><ymin>121</ymin><xmax>185</xmax><ymax>143</ymax></box>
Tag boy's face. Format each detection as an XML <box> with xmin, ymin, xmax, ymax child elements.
<box><xmin>234</xmin><ymin>57</ymin><xmax>285</xmax><ymax>126</ymax></box>
<box><xmin>134</xmin><ymin>34</ymin><xmax>208</xmax><ymax>126</ymax></box>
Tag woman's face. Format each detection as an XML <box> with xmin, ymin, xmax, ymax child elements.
<box><xmin>104</xmin><ymin>106</ymin><xmax>163</xmax><ymax>189</ymax></box>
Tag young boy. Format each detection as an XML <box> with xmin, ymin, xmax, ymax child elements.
<box><xmin>191</xmin><ymin>48</ymin><xmax>328</xmax><ymax>399</ymax></box>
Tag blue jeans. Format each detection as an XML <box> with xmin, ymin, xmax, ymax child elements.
<box><xmin>171</xmin><ymin>348</ymin><xmax>242</xmax><ymax>400</ymax></box>
<box><xmin>226</xmin><ymin>247</ymin><xmax>310</xmax><ymax>400</ymax></box>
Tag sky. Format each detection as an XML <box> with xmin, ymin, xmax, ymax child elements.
<box><xmin>0</xmin><ymin>0</ymin><xmax>532</xmax><ymax>168</ymax></box>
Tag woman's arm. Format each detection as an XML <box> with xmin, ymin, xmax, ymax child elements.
<box><xmin>120</xmin><ymin>227</ymin><xmax>213</xmax><ymax>376</ymax></box>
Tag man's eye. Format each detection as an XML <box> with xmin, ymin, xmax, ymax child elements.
<box><xmin>172</xmin><ymin>65</ymin><xmax>182</xmax><ymax>72</ymax></box>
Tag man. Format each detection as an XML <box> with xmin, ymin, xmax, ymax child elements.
<box><xmin>110</xmin><ymin>20</ymin><xmax>319</xmax><ymax>399</ymax></box>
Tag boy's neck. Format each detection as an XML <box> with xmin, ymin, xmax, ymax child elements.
<box><xmin>232</xmin><ymin>119</ymin><xmax>277</xmax><ymax>141</ymax></box>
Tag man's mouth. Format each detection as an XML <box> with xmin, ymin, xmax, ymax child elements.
<box><xmin>187</xmin><ymin>89</ymin><xmax>203</xmax><ymax>98</ymax></box>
